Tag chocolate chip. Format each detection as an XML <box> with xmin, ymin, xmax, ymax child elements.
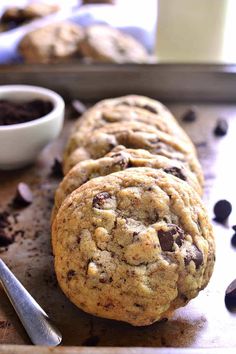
<box><xmin>213</xmin><ymin>199</ymin><xmax>232</xmax><ymax>223</ymax></box>
<box><xmin>164</xmin><ymin>167</ymin><xmax>186</xmax><ymax>181</ymax></box>
<box><xmin>182</xmin><ymin>108</ymin><xmax>197</xmax><ymax>122</ymax></box>
<box><xmin>13</xmin><ymin>183</ymin><xmax>33</xmax><ymax>207</ymax></box>
<box><xmin>214</xmin><ymin>119</ymin><xmax>228</xmax><ymax>136</ymax></box>
<box><xmin>184</xmin><ymin>245</ymin><xmax>203</xmax><ymax>269</ymax></box>
<box><xmin>51</xmin><ymin>158</ymin><xmax>63</xmax><ymax>177</ymax></box>
<box><xmin>0</xmin><ymin>232</ymin><xmax>14</xmax><ymax>247</ymax></box>
<box><xmin>158</xmin><ymin>224</ymin><xmax>184</xmax><ymax>251</ymax></box>
<box><xmin>71</xmin><ymin>99</ymin><xmax>87</xmax><ymax>116</ymax></box>
<box><xmin>82</xmin><ymin>336</ymin><xmax>100</xmax><ymax>346</ymax></box>
<box><xmin>225</xmin><ymin>279</ymin><xmax>236</xmax><ymax>310</ymax></box>
<box><xmin>92</xmin><ymin>192</ymin><xmax>111</xmax><ymax>209</ymax></box>
<box><xmin>232</xmin><ymin>225</ymin><xmax>236</xmax><ymax>232</ymax></box>
<box><xmin>67</xmin><ymin>269</ymin><xmax>76</xmax><ymax>281</ymax></box>
<box><xmin>142</xmin><ymin>104</ymin><xmax>158</xmax><ymax>114</ymax></box>
<box><xmin>231</xmin><ymin>234</ymin><xmax>236</xmax><ymax>247</ymax></box>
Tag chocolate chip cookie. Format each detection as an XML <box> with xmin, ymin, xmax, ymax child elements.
<box><xmin>53</xmin><ymin>147</ymin><xmax>202</xmax><ymax>221</ymax></box>
<box><xmin>63</xmin><ymin>122</ymin><xmax>203</xmax><ymax>187</ymax></box>
<box><xmin>80</xmin><ymin>25</ymin><xmax>149</xmax><ymax>63</ymax></box>
<box><xmin>19</xmin><ymin>22</ymin><xmax>84</xmax><ymax>64</ymax></box>
<box><xmin>1</xmin><ymin>3</ymin><xmax>59</xmax><ymax>28</ymax></box>
<box><xmin>52</xmin><ymin>168</ymin><xmax>215</xmax><ymax>326</ymax></box>
<box><xmin>72</xmin><ymin>97</ymin><xmax>194</xmax><ymax>148</ymax></box>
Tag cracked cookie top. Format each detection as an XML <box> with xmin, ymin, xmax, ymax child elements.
<box><xmin>63</xmin><ymin>122</ymin><xmax>203</xmax><ymax>187</ymax></box>
<box><xmin>72</xmin><ymin>96</ymin><xmax>194</xmax><ymax>148</ymax></box>
<box><xmin>53</xmin><ymin>147</ymin><xmax>202</xmax><ymax>222</ymax></box>
<box><xmin>52</xmin><ymin>168</ymin><xmax>214</xmax><ymax>326</ymax></box>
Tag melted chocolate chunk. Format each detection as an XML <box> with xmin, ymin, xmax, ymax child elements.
<box><xmin>13</xmin><ymin>183</ymin><xmax>33</xmax><ymax>207</ymax></box>
<box><xmin>92</xmin><ymin>192</ymin><xmax>111</xmax><ymax>209</ymax></box>
<box><xmin>67</xmin><ymin>269</ymin><xmax>76</xmax><ymax>281</ymax></box>
<box><xmin>184</xmin><ymin>245</ymin><xmax>203</xmax><ymax>269</ymax></box>
<box><xmin>214</xmin><ymin>119</ymin><xmax>228</xmax><ymax>137</ymax></box>
<box><xmin>158</xmin><ymin>224</ymin><xmax>184</xmax><ymax>251</ymax></box>
<box><xmin>164</xmin><ymin>167</ymin><xmax>186</xmax><ymax>181</ymax></box>
<box><xmin>213</xmin><ymin>199</ymin><xmax>232</xmax><ymax>223</ymax></box>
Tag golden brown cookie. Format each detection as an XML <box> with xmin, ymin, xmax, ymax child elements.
<box><xmin>1</xmin><ymin>3</ymin><xmax>59</xmax><ymax>27</ymax></box>
<box><xmin>80</xmin><ymin>25</ymin><xmax>149</xmax><ymax>63</ymax></box>
<box><xmin>52</xmin><ymin>167</ymin><xmax>215</xmax><ymax>326</ymax></box>
<box><xmin>63</xmin><ymin>122</ymin><xmax>203</xmax><ymax>186</ymax></box>
<box><xmin>53</xmin><ymin>147</ymin><xmax>202</xmax><ymax>221</ymax></box>
<box><xmin>72</xmin><ymin>95</ymin><xmax>194</xmax><ymax>149</ymax></box>
<box><xmin>19</xmin><ymin>22</ymin><xmax>84</xmax><ymax>63</ymax></box>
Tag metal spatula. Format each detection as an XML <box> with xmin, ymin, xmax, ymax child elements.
<box><xmin>0</xmin><ymin>258</ymin><xmax>62</xmax><ymax>346</ymax></box>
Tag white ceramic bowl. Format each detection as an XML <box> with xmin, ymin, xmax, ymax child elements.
<box><xmin>0</xmin><ymin>85</ymin><xmax>65</xmax><ymax>170</ymax></box>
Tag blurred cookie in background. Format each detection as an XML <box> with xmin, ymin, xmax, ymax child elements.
<box><xmin>0</xmin><ymin>2</ymin><xmax>59</xmax><ymax>31</ymax></box>
<box><xmin>18</xmin><ymin>22</ymin><xmax>84</xmax><ymax>63</ymax></box>
<box><xmin>80</xmin><ymin>25</ymin><xmax>150</xmax><ymax>63</ymax></box>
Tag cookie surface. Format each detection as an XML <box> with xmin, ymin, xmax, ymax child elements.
<box><xmin>63</xmin><ymin>122</ymin><xmax>203</xmax><ymax>186</ymax></box>
<box><xmin>19</xmin><ymin>22</ymin><xmax>83</xmax><ymax>63</ymax></box>
<box><xmin>80</xmin><ymin>25</ymin><xmax>149</xmax><ymax>63</ymax></box>
<box><xmin>53</xmin><ymin>147</ymin><xmax>202</xmax><ymax>221</ymax></box>
<box><xmin>73</xmin><ymin>96</ymin><xmax>194</xmax><ymax>148</ymax></box>
<box><xmin>52</xmin><ymin>168</ymin><xmax>215</xmax><ymax>326</ymax></box>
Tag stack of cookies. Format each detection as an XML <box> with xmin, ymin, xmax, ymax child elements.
<box><xmin>52</xmin><ymin>95</ymin><xmax>215</xmax><ymax>326</ymax></box>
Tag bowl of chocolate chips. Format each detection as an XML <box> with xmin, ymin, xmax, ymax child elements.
<box><xmin>0</xmin><ymin>85</ymin><xmax>64</xmax><ymax>170</ymax></box>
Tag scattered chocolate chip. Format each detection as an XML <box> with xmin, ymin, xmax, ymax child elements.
<box><xmin>0</xmin><ymin>232</ymin><xmax>14</xmax><ymax>247</ymax></box>
<box><xmin>213</xmin><ymin>199</ymin><xmax>232</xmax><ymax>223</ymax></box>
<box><xmin>184</xmin><ymin>245</ymin><xmax>203</xmax><ymax>269</ymax></box>
<box><xmin>231</xmin><ymin>234</ymin><xmax>236</xmax><ymax>247</ymax></box>
<box><xmin>71</xmin><ymin>99</ymin><xmax>87</xmax><ymax>116</ymax></box>
<box><xmin>164</xmin><ymin>167</ymin><xmax>186</xmax><ymax>181</ymax></box>
<box><xmin>225</xmin><ymin>279</ymin><xmax>236</xmax><ymax>310</ymax></box>
<box><xmin>158</xmin><ymin>224</ymin><xmax>184</xmax><ymax>251</ymax></box>
<box><xmin>232</xmin><ymin>225</ymin><xmax>236</xmax><ymax>232</ymax></box>
<box><xmin>13</xmin><ymin>183</ymin><xmax>33</xmax><ymax>207</ymax></box>
<box><xmin>214</xmin><ymin>119</ymin><xmax>228</xmax><ymax>137</ymax></box>
<box><xmin>92</xmin><ymin>192</ymin><xmax>111</xmax><ymax>209</ymax></box>
<box><xmin>51</xmin><ymin>158</ymin><xmax>63</xmax><ymax>178</ymax></box>
<box><xmin>182</xmin><ymin>107</ymin><xmax>197</xmax><ymax>122</ymax></box>
<box><xmin>67</xmin><ymin>269</ymin><xmax>76</xmax><ymax>281</ymax></box>
<box><xmin>82</xmin><ymin>336</ymin><xmax>100</xmax><ymax>347</ymax></box>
